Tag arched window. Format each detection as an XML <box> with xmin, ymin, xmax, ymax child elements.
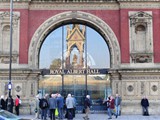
<box><xmin>39</xmin><ymin>24</ymin><xmax>111</xmax><ymax>111</ymax></box>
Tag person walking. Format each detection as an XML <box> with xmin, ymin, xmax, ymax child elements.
<box><xmin>39</xmin><ymin>95</ymin><xmax>49</xmax><ymax>120</ymax></box>
<box><xmin>83</xmin><ymin>95</ymin><xmax>91</xmax><ymax>120</ymax></box>
<box><xmin>15</xmin><ymin>95</ymin><xmax>20</xmax><ymax>115</ymax></box>
<box><xmin>6</xmin><ymin>95</ymin><xmax>14</xmax><ymax>113</ymax></box>
<box><xmin>103</xmin><ymin>96</ymin><xmax>111</xmax><ymax>111</ymax></box>
<box><xmin>141</xmin><ymin>96</ymin><xmax>149</xmax><ymax>116</ymax></box>
<box><xmin>34</xmin><ymin>95</ymin><xmax>40</xmax><ymax>119</ymax></box>
<box><xmin>57</xmin><ymin>94</ymin><xmax>64</xmax><ymax>120</ymax></box>
<box><xmin>72</xmin><ymin>95</ymin><xmax>77</xmax><ymax>118</ymax></box>
<box><xmin>107</xmin><ymin>96</ymin><xmax>117</xmax><ymax>119</ymax></box>
<box><xmin>115</xmin><ymin>94</ymin><xmax>122</xmax><ymax>116</ymax></box>
<box><xmin>48</xmin><ymin>94</ymin><xmax>57</xmax><ymax>120</ymax></box>
<box><xmin>0</xmin><ymin>95</ymin><xmax>6</xmax><ymax>110</ymax></box>
<box><xmin>66</xmin><ymin>94</ymin><xmax>74</xmax><ymax>120</ymax></box>
<box><xmin>45</xmin><ymin>93</ymin><xmax>50</xmax><ymax>118</ymax></box>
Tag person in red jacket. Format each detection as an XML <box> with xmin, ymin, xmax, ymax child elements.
<box><xmin>15</xmin><ymin>95</ymin><xmax>20</xmax><ymax>115</ymax></box>
<box><xmin>107</xmin><ymin>96</ymin><xmax>117</xmax><ymax>119</ymax></box>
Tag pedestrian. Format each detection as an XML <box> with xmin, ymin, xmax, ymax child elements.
<box><xmin>57</xmin><ymin>94</ymin><xmax>64</xmax><ymax>120</ymax></box>
<box><xmin>39</xmin><ymin>95</ymin><xmax>49</xmax><ymax>120</ymax></box>
<box><xmin>141</xmin><ymin>96</ymin><xmax>149</xmax><ymax>116</ymax></box>
<box><xmin>15</xmin><ymin>95</ymin><xmax>20</xmax><ymax>115</ymax></box>
<box><xmin>48</xmin><ymin>94</ymin><xmax>57</xmax><ymax>120</ymax></box>
<box><xmin>34</xmin><ymin>94</ymin><xmax>40</xmax><ymax>119</ymax></box>
<box><xmin>115</xmin><ymin>94</ymin><xmax>122</xmax><ymax>116</ymax></box>
<box><xmin>6</xmin><ymin>95</ymin><xmax>14</xmax><ymax>113</ymax></box>
<box><xmin>72</xmin><ymin>95</ymin><xmax>76</xmax><ymax>118</ymax></box>
<box><xmin>66</xmin><ymin>94</ymin><xmax>74</xmax><ymax>120</ymax></box>
<box><xmin>0</xmin><ymin>95</ymin><xmax>6</xmax><ymax>110</ymax></box>
<box><xmin>45</xmin><ymin>93</ymin><xmax>50</xmax><ymax>118</ymax></box>
<box><xmin>103</xmin><ymin>96</ymin><xmax>110</xmax><ymax>111</ymax></box>
<box><xmin>83</xmin><ymin>95</ymin><xmax>91</xmax><ymax>120</ymax></box>
<box><xmin>107</xmin><ymin>96</ymin><xmax>117</xmax><ymax>119</ymax></box>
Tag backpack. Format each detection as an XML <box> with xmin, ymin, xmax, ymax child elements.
<box><xmin>42</xmin><ymin>100</ymin><xmax>47</xmax><ymax>108</ymax></box>
<box><xmin>19</xmin><ymin>99</ymin><xmax>22</xmax><ymax>105</ymax></box>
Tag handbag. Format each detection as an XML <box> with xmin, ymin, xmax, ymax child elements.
<box><xmin>55</xmin><ymin>108</ymin><xmax>58</xmax><ymax>116</ymax></box>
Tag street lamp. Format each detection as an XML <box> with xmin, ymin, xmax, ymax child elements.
<box><xmin>9</xmin><ymin>0</ymin><xmax>13</xmax><ymax>97</ymax></box>
<box><xmin>7</xmin><ymin>0</ymin><xmax>13</xmax><ymax>112</ymax></box>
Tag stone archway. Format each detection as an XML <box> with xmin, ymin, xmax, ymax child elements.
<box><xmin>28</xmin><ymin>11</ymin><xmax>121</xmax><ymax>69</ymax></box>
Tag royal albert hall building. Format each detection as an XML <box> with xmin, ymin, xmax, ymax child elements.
<box><xmin>0</xmin><ymin>0</ymin><xmax>160</xmax><ymax>114</ymax></box>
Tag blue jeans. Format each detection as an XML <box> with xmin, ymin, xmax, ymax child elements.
<box><xmin>41</xmin><ymin>108</ymin><xmax>47</xmax><ymax>120</ymax></box>
<box><xmin>115</xmin><ymin>105</ymin><xmax>121</xmax><ymax>116</ymax></box>
<box><xmin>58</xmin><ymin>107</ymin><xmax>64</xmax><ymax>119</ymax></box>
<box><xmin>107</xmin><ymin>108</ymin><xmax>117</xmax><ymax>118</ymax></box>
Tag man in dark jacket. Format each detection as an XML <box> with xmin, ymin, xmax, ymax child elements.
<box><xmin>57</xmin><ymin>94</ymin><xmax>64</xmax><ymax>120</ymax></box>
<box><xmin>6</xmin><ymin>96</ymin><xmax>14</xmax><ymax>113</ymax></box>
<box><xmin>0</xmin><ymin>95</ymin><xmax>6</xmax><ymax>110</ymax></box>
<box><xmin>39</xmin><ymin>96</ymin><xmax>49</xmax><ymax>120</ymax></box>
<box><xmin>141</xmin><ymin>96</ymin><xmax>149</xmax><ymax>116</ymax></box>
<box><xmin>83</xmin><ymin>95</ymin><xmax>91</xmax><ymax>120</ymax></box>
<box><xmin>48</xmin><ymin>94</ymin><xmax>57</xmax><ymax>120</ymax></box>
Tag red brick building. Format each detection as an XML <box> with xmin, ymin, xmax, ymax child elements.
<box><xmin>0</xmin><ymin>0</ymin><xmax>160</xmax><ymax>114</ymax></box>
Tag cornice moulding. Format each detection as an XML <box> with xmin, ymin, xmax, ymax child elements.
<box><xmin>29</xmin><ymin>3</ymin><xmax>119</xmax><ymax>10</ymax></box>
<box><xmin>0</xmin><ymin>2</ymin><xmax>29</xmax><ymax>9</ymax></box>
<box><xmin>118</xmin><ymin>0</ymin><xmax>159</xmax><ymax>2</ymax></box>
<box><xmin>119</xmin><ymin>2</ymin><xmax>160</xmax><ymax>9</ymax></box>
<box><xmin>0</xmin><ymin>1</ymin><xmax>159</xmax><ymax>10</ymax></box>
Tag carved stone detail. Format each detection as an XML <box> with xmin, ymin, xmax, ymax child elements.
<box><xmin>150</xmin><ymin>82</ymin><xmax>159</xmax><ymax>95</ymax></box>
<box><xmin>127</xmin><ymin>85</ymin><xmax>134</xmax><ymax>92</ymax></box>
<box><xmin>119</xmin><ymin>2</ymin><xmax>159</xmax><ymax>9</ymax></box>
<box><xmin>140</xmin><ymin>81</ymin><xmax>145</xmax><ymax>95</ymax></box>
<box><xmin>126</xmin><ymin>82</ymin><xmax>135</xmax><ymax>96</ymax></box>
<box><xmin>129</xmin><ymin>11</ymin><xmax>153</xmax><ymax>63</ymax></box>
<box><xmin>29</xmin><ymin>2</ymin><xmax>119</xmax><ymax>10</ymax></box>
<box><xmin>13</xmin><ymin>83</ymin><xmax>23</xmax><ymax>96</ymax></box>
<box><xmin>0</xmin><ymin>11</ymin><xmax>20</xmax><ymax>64</ymax></box>
<box><xmin>15</xmin><ymin>85</ymin><xmax>22</xmax><ymax>93</ymax></box>
<box><xmin>151</xmin><ymin>85</ymin><xmax>157</xmax><ymax>92</ymax></box>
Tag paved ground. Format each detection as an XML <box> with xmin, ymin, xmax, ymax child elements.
<box><xmin>19</xmin><ymin>114</ymin><xmax>160</xmax><ymax>120</ymax></box>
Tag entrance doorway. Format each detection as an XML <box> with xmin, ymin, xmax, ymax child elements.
<box><xmin>39</xmin><ymin>24</ymin><xmax>111</xmax><ymax>111</ymax></box>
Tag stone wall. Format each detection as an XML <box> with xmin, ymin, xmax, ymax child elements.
<box><xmin>0</xmin><ymin>69</ymin><xmax>40</xmax><ymax>114</ymax></box>
<box><xmin>110</xmin><ymin>69</ymin><xmax>160</xmax><ymax>114</ymax></box>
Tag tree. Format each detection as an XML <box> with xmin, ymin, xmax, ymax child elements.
<box><xmin>50</xmin><ymin>58</ymin><xmax>62</xmax><ymax>69</ymax></box>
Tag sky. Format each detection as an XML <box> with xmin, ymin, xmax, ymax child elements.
<box><xmin>39</xmin><ymin>25</ymin><xmax>110</xmax><ymax>69</ymax></box>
